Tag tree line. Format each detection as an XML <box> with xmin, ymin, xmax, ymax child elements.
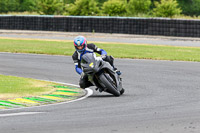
<box><xmin>0</xmin><ymin>0</ymin><xmax>199</xmax><ymax>18</ymax></box>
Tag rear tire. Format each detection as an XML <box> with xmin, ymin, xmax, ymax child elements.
<box><xmin>99</xmin><ymin>73</ymin><xmax>120</xmax><ymax>97</ymax></box>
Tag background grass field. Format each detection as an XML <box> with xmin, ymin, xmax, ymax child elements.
<box><xmin>0</xmin><ymin>38</ymin><xmax>200</xmax><ymax>62</ymax></box>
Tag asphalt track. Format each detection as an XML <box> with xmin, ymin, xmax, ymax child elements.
<box><xmin>0</xmin><ymin>32</ymin><xmax>200</xmax><ymax>133</ymax></box>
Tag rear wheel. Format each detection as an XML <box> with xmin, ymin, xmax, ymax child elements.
<box><xmin>99</xmin><ymin>73</ymin><xmax>120</xmax><ymax>97</ymax></box>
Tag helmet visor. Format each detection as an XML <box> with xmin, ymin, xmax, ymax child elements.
<box><xmin>76</xmin><ymin>45</ymin><xmax>84</xmax><ymax>50</ymax></box>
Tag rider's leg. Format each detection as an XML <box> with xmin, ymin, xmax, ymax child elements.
<box><xmin>79</xmin><ymin>75</ymin><xmax>93</xmax><ymax>89</ymax></box>
<box><xmin>103</xmin><ymin>55</ymin><xmax>121</xmax><ymax>75</ymax></box>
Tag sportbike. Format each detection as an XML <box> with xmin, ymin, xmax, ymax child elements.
<box><xmin>81</xmin><ymin>53</ymin><xmax>124</xmax><ymax>96</ymax></box>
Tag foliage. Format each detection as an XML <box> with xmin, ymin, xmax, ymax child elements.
<box><xmin>36</xmin><ymin>0</ymin><xmax>65</xmax><ymax>15</ymax></box>
<box><xmin>0</xmin><ymin>0</ymin><xmax>199</xmax><ymax>18</ymax></box>
<box><xmin>0</xmin><ymin>0</ymin><xmax>8</xmax><ymax>13</ymax></box>
<box><xmin>67</xmin><ymin>0</ymin><xmax>100</xmax><ymax>16</ymax></box>
<box><xmin>0</xmin><ymin>0</ymin><xmax>36</xmax><ymax>13</ymax></box>
<box><xmin>97</xmin><ymin>0</ymin><xmax>108</xmax><ymax>6</ymax></box>
<box><xmin>102</xmin><ymin>0</ymin><xmax>126</xmax><ymax>16</ymax></box>
<box><xmin>63</xmin><ymin>0</ymin><xmax>75</xmax><ymax>3</ymax></box>
<box><xmin>0</xmin><ymin>0</ymin><xmax>20</xmax><ymax>13</ymax></box>
<box><xmin>152</xmin><ymin>0</ymin><xmax>182</xmax><ymax>17</ymax></box>
<box><xmin>19</xmin><ymin>0</ymin><xmax>37</xmax><ymax>12</ymax></box>
<box><xmin>7</xmin><ymin>0</ymin><xmax>20</xmax><ymax>12</ymax></box>
<box><xmin>126</xmin><ymin>0</ymin><xmax>151</xmax><ymax>15</ymax></box>
<box><xmin>177</xmin><ymin>0</ymin><xmax>200</xmax><ymax>16</ymax></box>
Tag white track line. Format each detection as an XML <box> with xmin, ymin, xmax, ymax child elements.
<box><xmin>0</xmin><ymin>112</ymin><xmax>43</xmax><ymax>117</ymax></box>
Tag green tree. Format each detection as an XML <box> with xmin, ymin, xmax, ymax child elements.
<box><xmin>0</xmin><ymin>0</ymin><xmax>37</xmax><ymax>13</ymax></box>
<box><xmin>7</xmin><ymin>0</ymin><xmax>20</xmax><ymax>12</ymax></box>
<box><xmin>153</xmin><ymin>0</ymin><xmax>182</xmax><ymax>17</ymax></box>
<box><xmin>127</xmin><ymin>0</ymin><xmax>151</xmax><ymax>15</ymax></box>
<box><xmin>19</xmin><ymin>0</ymin><xmax>37</xmax><ymax>12</ymax></box>
<box><xmin>177</xmin><ymin>0</ymin><xmax>200</xmax><ymax>16</ymax></box>
<box><xmin>67</xmin><ymin>0</ymin><xmax>99</xmax><ymax>16</ymax></box>
<box><xmin>150</xmin><ymin>0</ymin><xmax>159</xmax><ymax>8</ymax></box>
<box><xmin>97</xmin><ymin>0</ymin><xmax>107</xmax><ymax>6</ymax></box>
<box><xmin>37</xmin><ymin>0</ymin><xmax>65</xmax><ymax>15</ymax></box>
<box><xmin>0</xmin><ymin>0</ymin><xmax>8</xmax><ymax>13</ymax></box>
<box><xmin>64</xmin><ymin>0</ymin><xmax>75</xmax><ymax>3</ymax></box>
<box><xmin>102</xmin><ymin>0</ymin><xmax>126</xmax><ymax>16</ymax></box>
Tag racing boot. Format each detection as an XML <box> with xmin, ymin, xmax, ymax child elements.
<box><xmin>95</xmin><ymin>87</ymin><xmax>103</xmax><ymax>92</ymax></box>
<box><xmin>114</xmin><ymin>67</ymin><xmax>121</xmax><ymax>75</ymax></box>
<box><xmin>102</xmin><ymin>55</ymin><xmax>121</xmax><ymax>75</ymax></box>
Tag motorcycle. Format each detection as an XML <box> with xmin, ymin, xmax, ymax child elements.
<box><xmin>81</xmin><ymin>53</ymin><xmax>124</xmax><ymax>97</ymax></box>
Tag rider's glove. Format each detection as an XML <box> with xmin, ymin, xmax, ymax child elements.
<box><xmin>101</xmin><ymin>54</ymin><xmax>107</xmax><ymax>60</ymax></box>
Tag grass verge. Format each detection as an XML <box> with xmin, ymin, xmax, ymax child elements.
<box><xmin>0</xmin><ymin>38</ymin><xmax>200</xmax><ymax>62</ymax></box>
<box><xmin>0</xmin><ymin>75</ymin><xmax>58</xmax><ymax>100</ymax></box>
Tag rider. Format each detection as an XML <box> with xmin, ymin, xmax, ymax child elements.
<box><xmin>72</xmin><ymin>36</ymin><xmax>121</xmax><ymax>89</ymax></box>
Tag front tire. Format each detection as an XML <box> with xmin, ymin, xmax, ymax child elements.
<box><xmin>120</xmin><ymin>88</ymin><xmax>125</xmax><ymax>95</ymax></box>
<box><xmin>99</xmin><ymin>73</ymin><xmax>120</xmax><ymax>97</ymax></box>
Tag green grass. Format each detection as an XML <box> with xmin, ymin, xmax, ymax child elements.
<box><xmin>0</xmin><ymin>39</ymin><xmax>72</xmax><ymax>55</ymax></box>
<box><xmin>100</xmin><ymin>43</ymin><xmax>200</xmax><ymax>62</ymax></box>
<box><xmin>0</xmin><ymin>11</ymin><xmax>39</xmax><ymax>15</ymax></box>
<box><xmin>0</xmin><ymin>75</ymin><xmax>58</xmax><ymax>100</ymax></box>
<box><xmin>0</xmin><ymin>38</ymin><xmax>200</xmax><ymax>62</ymax></box>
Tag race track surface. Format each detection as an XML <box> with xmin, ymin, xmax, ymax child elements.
<box><xmin>0</xmin><ymin>53</ymin><xmax>200</xmax><ymax>133</ymax></box>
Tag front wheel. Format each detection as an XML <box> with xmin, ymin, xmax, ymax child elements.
<box><xmin>99</xmin><ymin>73</ymin><xmax>120</xmax><ymax>97</ymax></box>
<box><xmin>120</xmin><ymin>88</ymin><xmax>125</xmax><ymax>95</ymax></box>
